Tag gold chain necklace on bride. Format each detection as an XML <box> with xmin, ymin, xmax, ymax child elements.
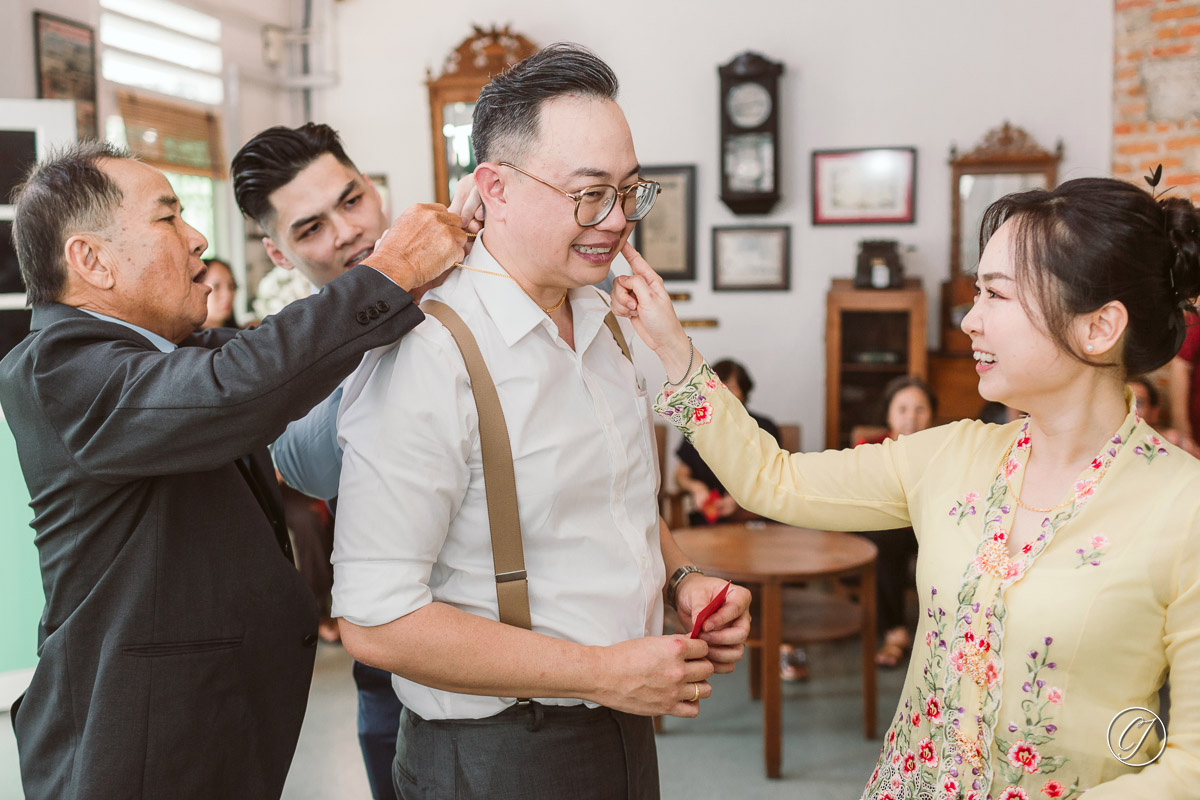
<box><xmin>1000</xmin><ymin>435</ymin><xmax>1112</xmax><ymax>514</ymax></box>
<box><xmin>454</xmin><ymin>263</ymin><xmax>568</xmax><ymax>314</ymax></box>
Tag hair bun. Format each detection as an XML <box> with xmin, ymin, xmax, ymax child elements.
<box><xmin>1160</xmin><ymin>196</ymin><xmax>1200</xmax><ymax>304</ymax></box>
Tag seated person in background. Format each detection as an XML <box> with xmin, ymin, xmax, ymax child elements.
<box><xmin>675</xmin><ymin>358</ymin><xmax>781</xmax><ymax>526</ymax></box>
<box><xmin>200</xmin><ymin>257</ymin><xmax>238</xmax><ymax>329</ymax></box>
<box><xmin>674</xmin><ymin>359</ymin><xmax>797</xmax><ymax>677</ymax></box>
<box><xmin>1129</xmin><ymin>374</ymin><xmax>1199</xmax><ymax>456</ymax></box>
<box><xmin>858</xmin><ymin>376</ymin><xmax>936</xmax><ymax>668</ymax></box>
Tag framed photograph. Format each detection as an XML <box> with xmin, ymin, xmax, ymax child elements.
<box><xmin>811</xmin><ymin>147</ymin><xmax>917</xmax><ymax>225</ymax></box>
<box><xmin>34</xmin><ymin>12</ymin><xmax>97</xmax><ymax>139</ymax></box>
<box><xmin>631</xmin><ymin>164</ymin><xmax>696</xmax><ymax>281</ymax></box>
<box><xmin>711</xmin><ymin>225</ymin><xmax>790</xmax><ymax>291</ymax></box>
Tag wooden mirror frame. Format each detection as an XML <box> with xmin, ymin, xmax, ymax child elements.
<box><xmin>940</xmin><ymin>123</ymin><xmax>1063</xmax><ymax>355</ymax></box>
<box><xmin>948</xmin><ymin>122</ymin><xmax>1063</xmax><ymax>279</ymax></box>
<box><xmin>426</xmin><ymin>26</ymin><xmax>537</xmax><ymax>206</ymax></box>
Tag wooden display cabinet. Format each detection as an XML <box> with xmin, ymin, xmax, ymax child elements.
<box><xmin>825</xmin><ymin>279</ymin><xmax>927</xmax><ymax>449</ymax></box>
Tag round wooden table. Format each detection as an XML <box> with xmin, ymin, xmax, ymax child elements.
<box><xmin>673</xmin><ymin>522</ymin><xmax>879</xmax><ymax>779</ymax></box>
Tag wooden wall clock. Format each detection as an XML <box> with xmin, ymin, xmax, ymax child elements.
<box><xmin>718</xmin><ymin>52</ymin><xmax>783</xmax><ymax>215</ymax></box>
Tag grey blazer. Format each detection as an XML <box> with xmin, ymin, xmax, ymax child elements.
<box><xmin>0</xmin><ymin>266</ymin><xmax>422</xmax><ymax>800</ymax></box>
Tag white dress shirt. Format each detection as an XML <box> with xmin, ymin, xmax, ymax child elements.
<box><xmin>331</xmin><ymin>240</ymin><xmax>664</xmax><ymax>720</ymax></box>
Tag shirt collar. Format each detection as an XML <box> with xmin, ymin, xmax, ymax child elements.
<box><xmin>461</xmin><ymin>237</ymin><xmax>611</xmax><ymax>353</ymax></box>
<box><xmin>79</xmin><ymin>309</ymin><xmax>177</xmax><ymax>353</ymax></box>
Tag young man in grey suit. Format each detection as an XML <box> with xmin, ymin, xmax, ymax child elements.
<box><xmin>0</xmin><ymin>141</ymin><xmax>464</xmax><ymax>800</ymax></box>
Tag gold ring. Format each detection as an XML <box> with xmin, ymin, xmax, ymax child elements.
<box><xmin>465</xmin><ymin>231</ymin><xmax>478</xmax><ymax>239</ymax></box>
<box><xmin>690</xmin><ymin>682</ymin><xmax>701</xmax><ymax>702</ymax></box>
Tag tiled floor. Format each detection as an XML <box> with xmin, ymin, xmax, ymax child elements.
<box><xmin>1</xmin><ymin>639</ymin><xmax>907</xmax><ymax>799</ymax></box>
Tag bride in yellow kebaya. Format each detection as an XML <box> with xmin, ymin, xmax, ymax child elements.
<box><xmin>613</xmin><ymin>176</ymin><xmax>1200</xmax><ymax>799</ymax></box>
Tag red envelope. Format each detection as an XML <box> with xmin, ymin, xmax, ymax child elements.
<box><xmin>690</xmin><ymin>580</ymin><xmax>732</xmax><ymax>639</ymax></box>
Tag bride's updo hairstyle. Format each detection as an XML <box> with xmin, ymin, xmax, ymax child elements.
<box><xmin>978</xmin><ymin>177</ymin><xmax>1200</xmax><ymax>375</ymax></box>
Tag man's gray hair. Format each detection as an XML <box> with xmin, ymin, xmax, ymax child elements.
<box><xmin>12</xmin><ymin>140</ymin><xmax>130</xmax><ymax>306</ymax></box>
<box><xmin>472</xmin><ymin>43</ymin><xmax>620</xmax><ymax>165</ymax></box>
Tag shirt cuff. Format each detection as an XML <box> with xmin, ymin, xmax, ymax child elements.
<box><xmin>653</xmin><ymin>362</ymin><xmax>726</xmax><ymax>442</ymax></box>
<box><xmin>331</xmin><ymin>561</ymin><xmax>433</xmax><ymax>627</ymax></box>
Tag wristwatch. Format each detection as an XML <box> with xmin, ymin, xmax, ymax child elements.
<box><xmin>666</xmin><ymin>565</ymin><xmax>705</xmax><ymax>608</ymax></box>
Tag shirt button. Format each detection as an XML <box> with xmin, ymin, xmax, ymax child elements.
<box><xmin>303</xmin><ymin>633</ymin><xmax>318</xmax><ymax>648</ymax></box>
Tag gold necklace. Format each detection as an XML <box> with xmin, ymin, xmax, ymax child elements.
<box><xmin>455</xmin><ymin>263</ymin><xmax>568</xmax><ymax>314</ymax></box>
<box><xmin>1005</xmin><ymin>473</ymin><xmax>1076</xmax><ymax>514</ymax></box>
<box><xmin>999</xmin><ymin>436</ymin><xmax>1110</xmax><ymax>514</ymax></box>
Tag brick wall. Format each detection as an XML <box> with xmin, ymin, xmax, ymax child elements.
<box><xmin>1114</xmin><ymin>0</ymin><xmax>1200</xmax><ymax>201</ymax></box>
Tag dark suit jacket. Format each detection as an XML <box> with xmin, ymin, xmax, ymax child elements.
<box><xmin>0</xmin><ymin>266</ymin><xmax>422</xmax><ymax>800</ymax></box>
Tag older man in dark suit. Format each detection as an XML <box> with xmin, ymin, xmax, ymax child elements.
<box><xmin>0</xmin><ymin>141</ymin><xmax>465</xmax><ymax>800</ymax></box>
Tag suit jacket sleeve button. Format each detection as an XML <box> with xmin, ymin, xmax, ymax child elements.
<box><xmin>356</xmin><ymin>311</ymin><xmax>370</xmax><ymax>325</ymax></box>
<box><xmin>376</xmin><ymin>301</ymin><xmax>390</xmax><ymax>313</ymax></box>
<box><xmin>367</xmin><ymin>306</ymin><xmax>380</xmax><ymax>319</ymax></box>
<box><xmin>303</xmin><ymin>633</ymin><xmax>318</xmax><ymax>648</ymax></box>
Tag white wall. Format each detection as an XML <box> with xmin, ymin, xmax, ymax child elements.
<box><xmin>0</xmin><ymin>0</ymin><xmax>297</xmax><ymax>148</ymax></box>
<box><xmin>312</xmin><ymin>3</ymin><xmax>1108</xmax><ymax>451</ymax></box>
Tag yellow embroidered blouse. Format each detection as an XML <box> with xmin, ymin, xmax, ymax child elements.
<box><xmin>655</xmin><ymin>364</ymin><xmax>1200</xmax><ymax>800</ymax></box>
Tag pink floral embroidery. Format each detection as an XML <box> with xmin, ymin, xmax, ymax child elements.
<box><xmin>949</xmin><ymin>492</ymin><xmax>980</xmax><ymax>523</ymax></box>
<box><xmin>692</xmin><ymin>403</ymin><xmax>713</xmax><ymax>425</ymax></box>
<box><xmin>984</xmin><ymin>659</ymin><xmax>1001</xmax><ymax>687</ymax></box>
<box><xmin>1004</xmin><ymin>457</ymin><xmax>1020</xmax><ymax>477</ymax></box>
<box><xmin>998</xmin><ymin>788</ymin><xmax>1031</xmax><ymax>800</ymax></box>
<box><xmin>704</xmin><ymin>379</ymin><xmax>718</xmax><ymax>391</ymax></box>
<box><xmin>925</xmin><ymin>693</ymin><xmax>942</xmax><ymax>725</ymax></box>
<box><xmin>1040</xmin><ymin>780</ymin><xmax>1065</xmax><ymax>798</ymax></box>
<box><xmin>902</xmin><ymin>750</ymin><xmax>917</xmax><ymax>774</ymax></box>
<box><xmin>1007</xmin><ymin>740</ymin><xmax>1042</xmax><ymax>774</ymax></box>
<box><xmin>917</xmin><ymin>737</ymin><xmax>938</xmax><ymax>768</ymax></box>
<box><xmin>911</xmin><ymin>710</ymin><xmax>921</xmax><ymax>728</ymax></box>
<box><xmin>1047</xmin><ymin>687</ymin><xmax>1063</xmax><ymax>705</ymax></box>
<box><xmin>1133</xmin><ymin>434</ymin><xmax>1169</xmax><ymax>463</ymax></box>
<box><xmin>1075</xmin><ymin>532</ymin><xmax>1110</xmax><ymax>568</ymax></box>
<box><xmin>942</xmin><ymin>777</ymin><xmax>959</xmax><ymax>796</ymax></box>
<box><xmin>1072</xmin><ymin>479</ymin><xmax>1095</xmax><ymax>502</ymax></box>
<box><xmin>1016</xmin><ymin>432</ymin><xmax>1031</xmax><ymax>450</ymax></box>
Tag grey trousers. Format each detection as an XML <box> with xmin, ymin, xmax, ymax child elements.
<box><xmin>393</xmin><ymin>702</ymin><xmax>660</xmax><ymax>800</ymax></box>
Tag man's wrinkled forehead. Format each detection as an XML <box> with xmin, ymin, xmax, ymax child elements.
<box><xmin>100</xmin><ymin>157</ymin><xmax>178</xmax><ymax>218</ymax></box>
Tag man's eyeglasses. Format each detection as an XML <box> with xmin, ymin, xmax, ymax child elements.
<box><xmin>500</xmin><ymin>162</ymin><xmax>660</xmax><ymax>227</ymax></box>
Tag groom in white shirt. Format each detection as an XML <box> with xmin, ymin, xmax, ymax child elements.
<box><xmin>331</xmin><ymin>43</ymin><xmax>750</xmax><ymax>799</ymax></box>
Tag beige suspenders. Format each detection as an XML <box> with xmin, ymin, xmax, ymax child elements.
<box><xmin>419</xmin><ymin>298</ymin><xmax>633</xmax><ymax>631</ymax></box>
